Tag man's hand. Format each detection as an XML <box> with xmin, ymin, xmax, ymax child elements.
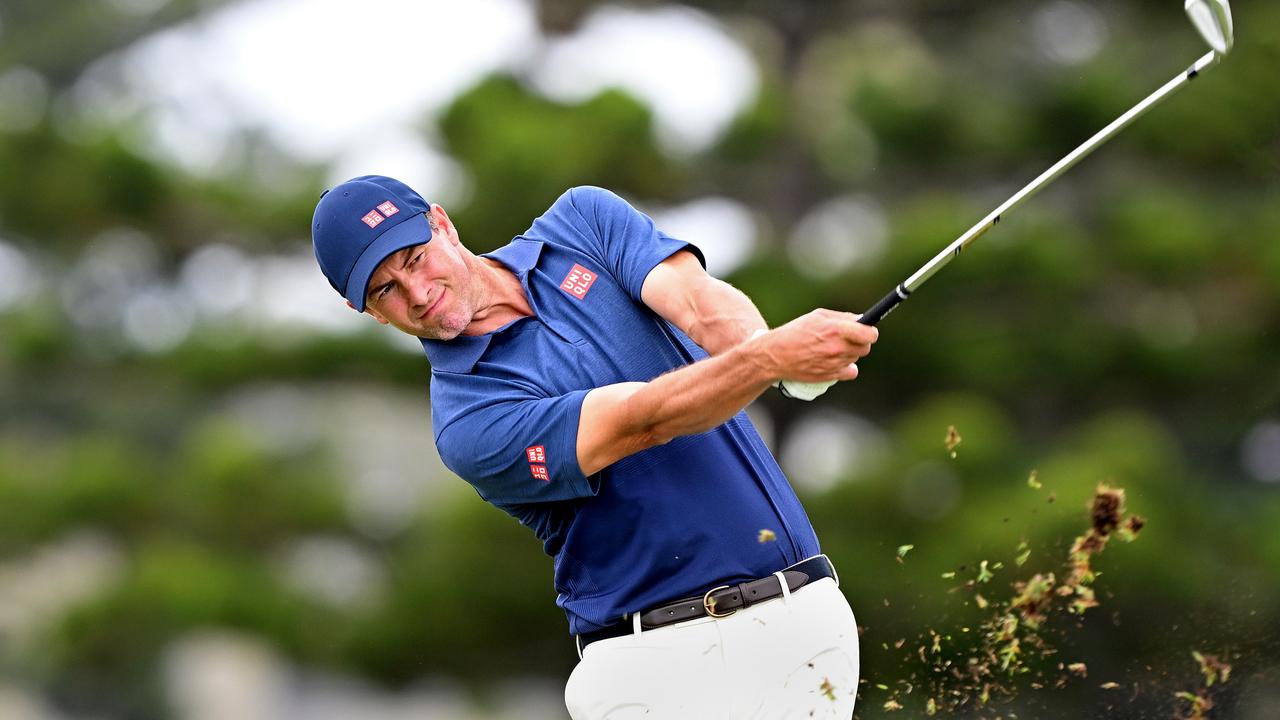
<box><xmin>749</xmin><ymin>309</ymin><xmax>878</xmax><ymax>385</ymax></box>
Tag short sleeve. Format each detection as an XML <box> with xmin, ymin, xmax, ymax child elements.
<box><xmin>567</xmin><ymin>186</ymin><xmax>706</xmax><ymax>301</ymax></box>
<box><xmin>432</xmin><ymin>373</ymin><xmax>596</xmax><ymax>506</ymax></box>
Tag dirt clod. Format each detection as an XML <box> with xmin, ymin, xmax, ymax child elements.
<box><xmin>945</xmin><ymin>425</ymin><xmax>962</xmax><ymax>458</ymax></box>
<box><xmin>1091</xmin><ymin>486</ymin><xmax>1125</xmax><ymax>536</ymax></box>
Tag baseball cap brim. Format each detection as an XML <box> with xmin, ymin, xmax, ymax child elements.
<box><xmin>345</xmin><ymin>212</ymin><xmax>433</xmax><ymax>311</ymax></box>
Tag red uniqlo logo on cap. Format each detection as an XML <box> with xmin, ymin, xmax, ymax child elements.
<box><xmin>377</xmin><ymin>201</ymin><xmax>399</xmax><ymax>217</ymax></box>
<box><xmin>361</xmin><ymin>210</ymin><xmax>384</xmax><ymax>228</ymax></box>
<box><xmin>560</xmin><ymin>264</ymin><xmax>597</xmax><ymax>300</ymax></box>
<box><xmin>530</xmin><ymin>465</ymin><xmax>550</xmax><ymax>481</ymax></box>
<box><xmin>526</xmin><ymin>445</ymin><xmax>546</xmax><ymax>463</ymax></box>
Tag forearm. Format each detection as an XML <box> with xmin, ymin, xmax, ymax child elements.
<box><xmin>578</xmin><ymin>339</ymin><xmax>776</xmax><ymax>474</ymax></box>
<box><xmin>630</xmin><ymin>338</ymin><xmax>775</xmax><ymax>441</ymax></box>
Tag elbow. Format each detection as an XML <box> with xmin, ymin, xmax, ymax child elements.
<box><xmin>638</xmin><ymin>426</ymin><xmax>675</xmax><ymax>449</ymax></box>
<box><xmin>580</xmin><ymin>426</ymin><xmax>667</xmax><ymax>476</ymax></box>
<box><xmin>619</xmin><ymin>392</ymin><xmax>675</xmax><ymax>449</ymax></box>
<box><xmin>623</xmin><ymin>415</ymin><xmax>673</xmax><ymax>454</ymax></box>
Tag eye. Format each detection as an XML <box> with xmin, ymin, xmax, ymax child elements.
<box><xmin>409</xmin><ymin>252</ymin><xmax>424</xmax><ymax>267</ymax></box>
<box><xmin>376</xmin><ymin>284</ymin><xmax>393</xmax><ymax>300</ymax></box>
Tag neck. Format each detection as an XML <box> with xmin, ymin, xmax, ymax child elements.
<box><xmin>462</xmin><ymin>256</ymin><xmax>533</xmax><ymax>335</ymax></box>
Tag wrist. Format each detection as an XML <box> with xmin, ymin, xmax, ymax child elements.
<box><xmin>745</xmin><ymin>328</ymin><xmax>783</xmax><ymax>385</ymax></box>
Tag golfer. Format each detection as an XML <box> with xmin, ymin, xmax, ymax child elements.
<box><xmin>311</xmin><ymin>175</ymin><xmax>877</xmax><ymax>719</ymax></box>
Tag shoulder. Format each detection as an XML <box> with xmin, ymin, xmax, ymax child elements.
<box><xmin>522</xmin><ymin>186</ymin><xmax>629</xmax><ymax>239</ymax></box>
<box><xmin>558</xmin><ymin>186</ymin><xmax>635</xmax><ymax>222</ymax></box>
<box><xmin>526</xmin><ymin>187</ymin><xmax>642</xmax><ymax>255</ymax></box>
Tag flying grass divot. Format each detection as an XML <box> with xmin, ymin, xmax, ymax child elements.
<box><xmin>1175</xmin><ymin>651</ymin><xmax>1232</xmax><ymax>720</ymax></box>
<box><xmin>1060</xmin><ymin>484</ymin><xmax>1146</xmax><ymax>615</ymax></box>
<box><xmin>945</xmin><ymin>426</ymin><xmax>962</xmax><ymax>459</ymax></box>
<box><xmin>860</xmin><ymin>480</ymin><xmax>1148</xmax><ymax>716</ymax></box>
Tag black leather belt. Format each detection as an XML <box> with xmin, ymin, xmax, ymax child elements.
<box><xmin>576</xmin><ymin>555</ymin><xmax>837</xmax><ymax>653</ymax></box>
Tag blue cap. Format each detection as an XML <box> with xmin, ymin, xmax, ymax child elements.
<box><xmin>312</xmin><ymin>175</ymin><xmax>433</xmax><ymax>312</ymax></box>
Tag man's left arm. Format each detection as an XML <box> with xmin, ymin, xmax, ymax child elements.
<box><xmin>569</xmin><ymin>185</ymin><xmax>842</xmax><ymax>397</ymax></box>
<box><xmin>640</xmin><ymin>249</ymin><xmax>765</xmax><ymax>356</ymax></box>
<box><xmin>641</xmin><ymin>250</ymin><xmax>843</xmax><ymax>402</ymax></box>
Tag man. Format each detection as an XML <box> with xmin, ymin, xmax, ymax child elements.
<box><xmin>312</xmin><ymin>175</ymin><xmax>878</xmax><ymax>719</ymax></box>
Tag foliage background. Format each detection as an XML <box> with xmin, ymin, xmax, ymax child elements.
<box><xmin>1</xmin><ymin>0</ymin><xmax>1278</xmax><ymax>718</ymax></box>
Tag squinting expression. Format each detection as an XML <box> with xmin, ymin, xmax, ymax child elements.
<box><xmin>364</xmin><ymin>240</ymin><xmax>473</xmax><ymax>339</ymax></box>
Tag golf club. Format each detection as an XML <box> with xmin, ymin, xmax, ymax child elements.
<box><xmin>856</xmin><ymin>0</ymin><xmax>1234</xmax><ymax>327</ymax></box>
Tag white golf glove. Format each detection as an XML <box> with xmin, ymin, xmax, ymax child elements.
<box><xmin>777</xmin><ymin>378</ymin><xmax>838</xmax><ymax>401</ymax></box>
<box><xmin>750</xmin><ymin>329</ymin><xmax>837</xmax><ymax>402</ymax></box>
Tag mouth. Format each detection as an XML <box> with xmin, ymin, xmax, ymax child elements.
<box><xmin>419</xmin><ymin>290</ymin><xmax>446</xmax><ymax>322</ymax></box>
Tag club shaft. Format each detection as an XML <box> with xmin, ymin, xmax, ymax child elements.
<box><xmin>860</xmin><ymin>50</ymin><xmax>1221</xmax><ymax>326</ymax></box>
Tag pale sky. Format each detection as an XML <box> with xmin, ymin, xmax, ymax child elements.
<box><xmin>78</xmin><ymin>0</ymin><xmax>759</xmax><ymax>202</ymax></box>
<box><xmin>42</xmin><ymin>0</ymin><xmax>766</xmax><ymax>349</ymax></box>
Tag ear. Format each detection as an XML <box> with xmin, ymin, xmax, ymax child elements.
<box><xmin>347</xmin><ymin>299</ymin><xmax>389</xmax><ymax>325</ymax></box>
<box><xmin>430</xmin><ymin>204</ymin><xmax>459</xmax><ymax>245</ymax></box>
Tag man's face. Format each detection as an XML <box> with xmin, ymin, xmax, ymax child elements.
<box><xmin>362</xmin><ymin>211</ymin><xmax>475</xmax><ymax>339</ymax></box>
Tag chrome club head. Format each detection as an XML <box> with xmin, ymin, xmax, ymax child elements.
<box><xmin>1185</xmin><ymin>0</ymin><xmax>1234</xmax><ymax>55</ymax></box>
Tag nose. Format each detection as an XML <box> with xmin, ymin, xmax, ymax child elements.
<box><xmin>405</xmin><ymin>273</ymin><xmax>432</xmax><ymax>310</ymax></box>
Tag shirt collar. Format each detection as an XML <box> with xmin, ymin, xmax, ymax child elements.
<box><xmin>485</xmin><ymin>237</ymin><xmax>544</xmax><ymax>275</ymax></box>
<box><xmin>420</xmin><ymin>239</ymin><xmax>545</xmax><ymax>374</ymax></box>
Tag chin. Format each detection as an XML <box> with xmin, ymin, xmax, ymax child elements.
<box><xmin>421</xmin><ymin>314</ymin><xmax>467</xmax><ymax>341</ymax></box>
<box><xmin>429</xmin><ymin>327</ymin><xmax>464</xmax><ymax>341</ymax></box>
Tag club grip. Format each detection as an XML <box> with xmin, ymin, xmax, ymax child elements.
<box><xmin>858</xmin><ymin>284</ymin><xmax>910</xmax><ymax>326</ymax></box>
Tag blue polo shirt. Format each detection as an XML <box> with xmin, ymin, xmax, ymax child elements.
<box><xmin>424</xmin><ymin>186</ymin><xmax>821</xmax><ymax>634</ymax></box>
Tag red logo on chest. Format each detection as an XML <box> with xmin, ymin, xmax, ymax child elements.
<box><xmin>560</xmin><ymin>264</ymin><xmax>597</xmax><ymax>300</ymax></box>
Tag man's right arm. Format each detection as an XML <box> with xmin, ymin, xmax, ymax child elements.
<box><xmin>576</xmin><ymin>308</ymin><xmax>878</xmax><ymax>475</ymax></box>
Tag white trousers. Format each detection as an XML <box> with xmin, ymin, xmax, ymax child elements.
<box><xmin>564</xmin><ymin>576</ymin><xmax>859</xmax><ymax>719</ymax></box>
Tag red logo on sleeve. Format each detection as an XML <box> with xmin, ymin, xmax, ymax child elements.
<box><xmin>526</xmin><ymin>445</ymin><xmax>549</xmax><ymax>482</ymax></box>
<box><xmin>559</xmin><ymin>264</ymin><xmax>597</xmax><ymax>300</ymax></box>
